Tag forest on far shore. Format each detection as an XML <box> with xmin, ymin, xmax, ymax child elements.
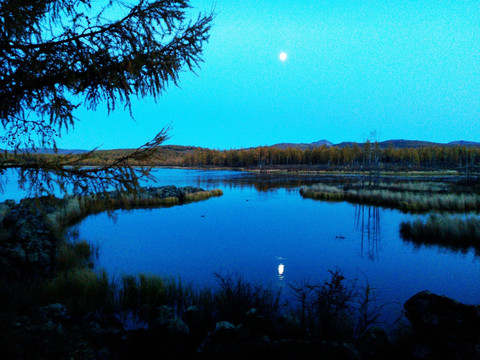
<box><xmin>9</xmin><ymin>142</ymin><xmax>480</xmax><ymax>174</ymax></box>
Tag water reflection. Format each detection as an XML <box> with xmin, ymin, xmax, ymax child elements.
<box><xmin>75</xmin><ymin>168</ymin><xmax>480</xmax><ymax>325</ymax></box>
<box><xmin>354</xmin><ymin>205</ymin><xmax>381</xmax><ymax>261</ymax></box>
<box><xmin>196</xmin><ymin>173</ymin><xmax>359</xmax><ymax>192</ymax></box>
<box><xmin>276</xmin><ymin>257</ymin><xmax>286</xmax><ymax>282</ymax></box>
<box><xmin>278</xmin><ymin>263</ymin><xmax>285</xmax><ymax>278</ymax></box>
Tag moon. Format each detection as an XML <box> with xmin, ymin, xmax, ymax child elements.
<box><xmin>279</xmin><ymin>52</ymin><xmax>288</xmax><ymax>61</ymax></box>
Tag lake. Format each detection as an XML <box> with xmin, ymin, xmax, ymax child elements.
<box><xmin>66</xmin><ymin>168</ymin><xmax>480</xmax><ymax>325</ymax></box>
<box><xmin>4</xmin><ymin>168</ymin><xmax>479</xmax><ymax>325</ymax></box>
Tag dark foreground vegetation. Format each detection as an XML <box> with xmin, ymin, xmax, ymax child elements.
<box><xmin>1</xmin><ymin>188</ymin><xmax>480</xmax><ymax>359</ymax></box>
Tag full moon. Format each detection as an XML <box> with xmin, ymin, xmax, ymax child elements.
<box><xmin>279</xmin><ymin>52</ymin><xmax>288</xmax><ymax>61</ymax></box>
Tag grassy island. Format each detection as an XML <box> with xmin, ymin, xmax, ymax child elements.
<box><xmin>300</xmin><ymin>181</ymin><xmax>480</xmax><ymax>213</ymax></box>
<box><xmin>400</xmin><ymin>215</ymin><xmax>480</xmax><ymax>252</ymax></box>
<box><xmin>300</xmin><ymin>178</ymin><xmax>480</xmax><ymax>254</ymax></box>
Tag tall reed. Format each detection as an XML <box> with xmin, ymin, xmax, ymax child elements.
<box><xmin>34</xmin><ymin>268</ymin><xmax>115</xmax><ymax>316</ymax></box>
<box><xmin>400</xmin><ymin>214</ymin><xmax>480</xmax><ymax>251</ymax></box>
<box><xmin>117</xmin><ymin>274</ymin><xmax>214</xmax><ymax>326</ymax></box>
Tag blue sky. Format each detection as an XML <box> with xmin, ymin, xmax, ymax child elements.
<box><xmin>58</xmin><ymin>0</ymin><xmax>480</xmax><ymax>150</ymax></box>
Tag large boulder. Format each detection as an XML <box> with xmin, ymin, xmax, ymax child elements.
<box><xmin>404</xmin><ymin>290</ymin><xmax>480</xmax><ymax>359</ymax></box>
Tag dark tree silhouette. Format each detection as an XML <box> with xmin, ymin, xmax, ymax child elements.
<box><xmin>0</xmin><ymin>0</ymin><xmax>213</xmax><ymax>196</ymax></box>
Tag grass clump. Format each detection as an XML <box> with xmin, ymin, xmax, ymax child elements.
<box><xmin>55</xmin><ymin>239</ymin><xmax>98</xmax><ymax>272</ymax></box>
<box><xmin>117</xmin><ymin>273</ymin><xmax>215</xmax><ymax>330</ymax></box>
<box><xmin>184</xmin><ymin>189</ymin><xmax>223</xmax><ymax>202</ymax></box>
<box><xmin>34</xmin><ymin>268</ymin><xmax>115</xmax><ymax>316</ymax></box>
<box><xmin>32</xmin><ymin>234</ymin><xmax>112</xmax><ymax>316</ymax></box>
<box><xmin>400</xmin><ymin>214</ymin><xmax>480</xmax><ymax>251</ymax></box>
<box><xmin>300</xmin><ymin>181</ymin><xmax>480</xmax><ymax>213</ymax></box>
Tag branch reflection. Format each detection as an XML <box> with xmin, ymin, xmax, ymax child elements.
<box><xmin>354</xmin><ymin>204</ymin><xmax>381</xmax><ymax>261</ymax></box>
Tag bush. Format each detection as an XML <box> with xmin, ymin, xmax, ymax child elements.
<box><xmin>288</xmin><ymin>269</ymin><xmax>383</xmax><ymax>341</ymax></box>
<box><xmin>213</xmin><ymin>272</ymin><xmax>283</xmax><ymax>325</ymax></box>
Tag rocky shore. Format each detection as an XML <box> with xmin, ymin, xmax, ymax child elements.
<box><xmin>0</xmin><ymin>185</ymin><xmax>220</xmax><ymax>279</ymax></box>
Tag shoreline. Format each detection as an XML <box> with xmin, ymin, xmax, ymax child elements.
<box><xmin>148</xmin><ymin>165</ymin><xmax>466</xmax><ymax>177</ymax></box>
<box><xmin>0</xmin><ymin>185</ymin><xmax>223</xmax><ymax>278</ymax></box>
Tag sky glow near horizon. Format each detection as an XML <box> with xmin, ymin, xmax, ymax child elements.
<box><xmin>57</xmin><ymin>0</ymin><xmax>480</xmax><ymax>150</ymax></box>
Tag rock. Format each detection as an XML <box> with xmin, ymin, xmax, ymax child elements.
<box><xmin>244</xmin><ymin>307</ymin><xmax>271</xmax><ymax>334</ymax></box>
<box><xmin>358</xmin><ymin>326</ymin><xmax>393</xmax><ymax>359</ymax></box>
<box><xmin>197</xmin><ymin>321</ymin><xmax>240</xmax><ymax>356</ymax></box>
<box><xmin>183</xmin><ymin>305</ymin><xmax>211</xmax><ymax>338</ymax></box>
<box><xmin>270</xmin><ymin>339</ymin><xmax>323</xmax><ymax>359</ymax></box>
<box><xmin>404</xmin><ymin>290</ymin><xmax>480</xmax><ymax>359</ymax></box>
<box><xmin>150</xmin><ymin>305</ymin><xmax>190</xmax><ymax>337</ymax></box>
<box><xmin>216</xmin><ymin>321</ymin><xmax>237</xmax><ymax>331</ymax></box>
<box><xmin>38</xmin><ymin>303</ymin><xmax>70</xmax><ymax>322</ymax></box>
<box><xmin>404</xmin><ymin>290</ymin><xmax>480</xmax><ymax>341</ymax></box>
<box><xmin>179</xmin><ymin>186</ymin><xmax>203</xmax><ymax>195</ymax></box>
<box><xmin>0</xmin><ymin>200</ymin><xmax>56</xmax><ymax>277</ymax></box>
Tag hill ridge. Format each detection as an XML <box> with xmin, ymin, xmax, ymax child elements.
<box><xmin>269</xmin><ymin>139</ymin><xmax>480</xmax><ymax>150</ymax></box>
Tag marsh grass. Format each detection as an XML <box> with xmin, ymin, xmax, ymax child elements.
<box><xmin>360</xmin><ymin>181</ymin><xmax>449</xmax><ymax>193</ymax></box>
<box><xmin>301</xmin><ymin>182</ymin><xmax>480</xmax><ymax>213</ymax></box>
<box><xmin>55</xmin><ymin>239</ymin><xmax>98</xmax><ymax>272</ymax></box>
<box><xmin>116</xmin><ymin>271</ymin><xmax>284</xmax><ymax>329</ymax></box>
<box><xmin>184</xmin><ymin>189</ymin><xmax>223</xmax><ymax>202</ymax></box>
<box><xmin>117</xmin><ymin>273</ymin><xmax>214</xmax><ymax>328</ymax></box>
<box><xmin>6</xmin><ymin>186</ymin><xmax>224</xmax><ymax>328</ymax></box>
<box><xmin>400</xmin><ymin>214</ymin><xmax>480</xmax><ymax>251</ymax></box>
<box><xmin>34</xmin><ymin>268</ymin><xmax>115</xmax><ymax>315</ymax></box>
<box><xmin>31</xmin><ymin>232</ymin><xmax>112</xmax><ymax>315</ymax></box>
<box><xmin>46</xmin><ymin>188</ymin><xmax>223</xmax><ymax>233</ymax></box>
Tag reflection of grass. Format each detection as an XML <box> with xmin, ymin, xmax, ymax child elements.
<box><xmin>300</xmin><ymin>182</ymin><xmax>480</xmax><ymax>213</ymax></box>
<box><xmin>400</xmin><ymin>214</ymin><xmax>480</xmax><ymax>251</ymax></box>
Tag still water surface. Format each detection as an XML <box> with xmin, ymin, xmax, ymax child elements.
<box><xmin>68</xmin><ymin>169</ymin><xmax>480</xmax><ymax>322</ymax></box>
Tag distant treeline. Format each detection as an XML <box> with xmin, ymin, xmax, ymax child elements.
<box><xmin>181</xmin><ymin>143</ymin><xmax>480</xmax><ymax>171</ymax></box>
<box><xmin>8</xmin><ymin>143</ymin><xmax>480</xmax><ymax>172</ymax></box>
